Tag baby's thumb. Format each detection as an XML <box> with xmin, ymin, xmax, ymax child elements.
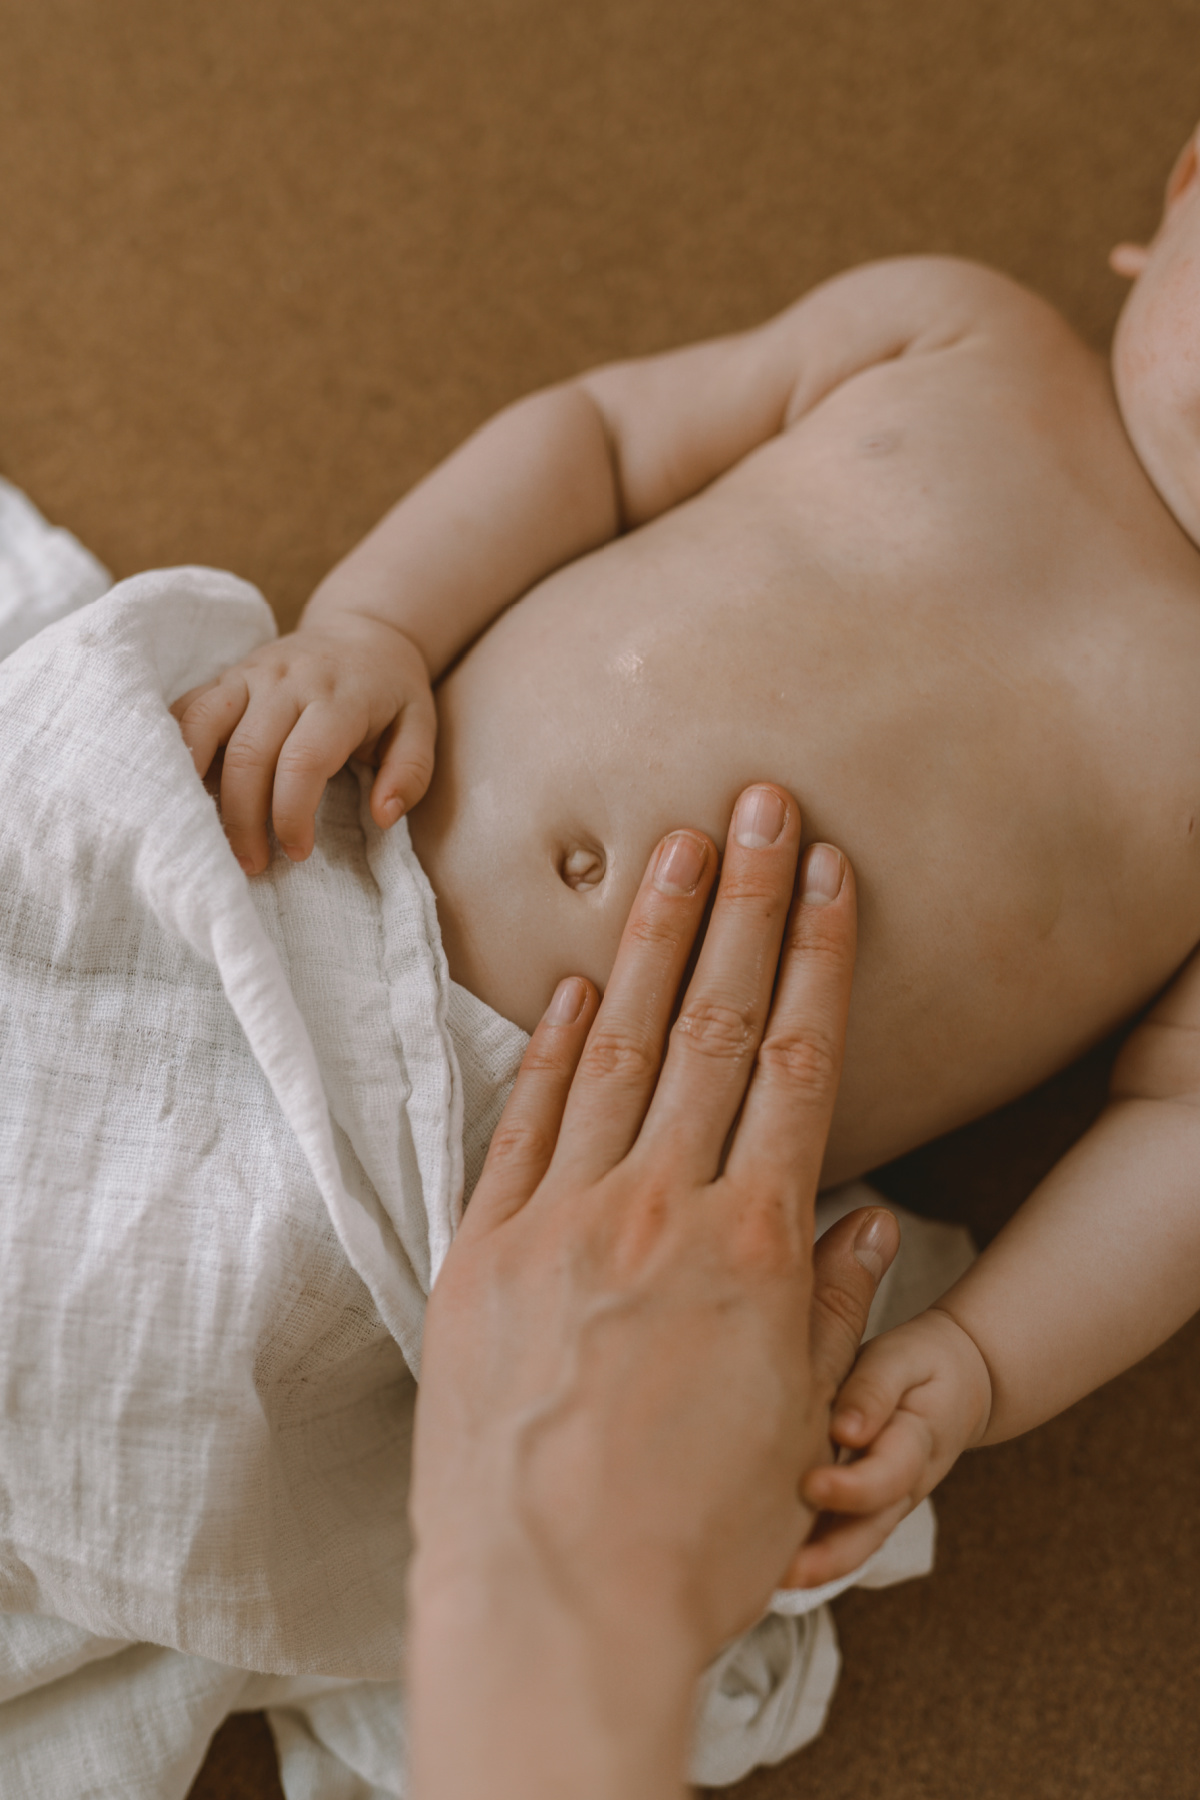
<box><xmin>372</xmin><ymin>692</ymin><xmax>438</xmax><ymax>827</ymax></box>
<box><xmin>829</xmin><ymin>1332</ymin><xmax>914</xmax><ymax>1449</ymax></box>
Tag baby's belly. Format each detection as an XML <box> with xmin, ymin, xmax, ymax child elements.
<box><xmin>412</xmin><ymin>428</ymin><xmax>1200</xmax><ymax>1177</ymax></box>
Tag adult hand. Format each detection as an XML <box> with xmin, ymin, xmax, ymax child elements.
<box><xmin>408</xmin><ymin>784</ymin><xmax>898</xmax><ymax>1800</ymax></box>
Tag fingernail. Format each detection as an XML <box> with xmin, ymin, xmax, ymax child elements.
<box><xmin>546</xmin><ymin>976</ymin><xmax>587</xmax><ymax>1025</ymax></box>
<box><xmin>654</xmin><ymin>831</ymin><xmax>708</xmax><ymax>895</ymax></box>
<box><xmin>801</xmin><ymin>844</ymin><xmax>844</xmax><ymax>905</ymax></box>
<box><xmin>733</xmin><ymin>785</ymin><xmax>787</xmax><ymax>848</ymax></box>
<box><xmin>835</xmin><ymin>1408</ymin><xmax>865</xmax><ymax>1437</ymax></box>
<box><xmin>380</xmin><ymin>796</ymin><xmax>404</xmax><ymax>827</ymax></box>
<box><xmin>236</xmin><ymin>855</ymin><xmax>255</xmax><ymax>875</ymax></box>
<box><xmin>853</xmin><ymin>1209</ymin><xmax>892</xmax><ymax>1281</ymax></box>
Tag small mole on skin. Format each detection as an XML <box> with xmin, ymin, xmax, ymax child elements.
<box><xmin>859</xmin><ymin>430</ymin><xmax>900</xmax><ymax>457</ymax></box>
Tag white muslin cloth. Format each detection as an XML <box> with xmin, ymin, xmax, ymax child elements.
<box><xmin>0</xmin><ymin>477</ymin><xmax>975</xmax><ymax>1796</ymax></box>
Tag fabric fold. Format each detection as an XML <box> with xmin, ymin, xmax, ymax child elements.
<box><xmin>0</xmin><ymin>564</ymin><xmax>449</xmax><ymax>1669</ymax></box>
<box><xmin>0</xmin><ymin>490</ymin><xmax>975</xmax><ymax>1796</ymax></box>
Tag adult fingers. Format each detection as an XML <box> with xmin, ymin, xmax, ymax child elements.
<box><xmin>371</xmin><ymin>689</ymin><xmax>438</xmax><ymax>828</ymax></box>
<box><xmin>723</xmin><ymin>842</ymin><xmax>856</xmax><ymax>1208</ymax></box>
<box><xmin>271</xmin><ymin>701</ymin><xmax>372</xmax><ymax>861</ymax></box>
<box><xmin>549</xmin><ymin>828</ymin><xmax>717</xmax><ymax>1184</ymax></box>
<box><xmin>635</xmin><ymin>785</ymin><xmax>803</xmax><ymax>1184</ymax></box>
<box><xmin>174</xmin><ymin>674</ymin><xmax>250</xmax><ymax>780</ymax></box>
<box><xmin>462</xmin><ymin>977</ymin><xmax>600</xmax><ymax>1239</ymax></box>
<box><xmin>806</xmin><ymin>1208</ymin><xmax>900</xmax><ymax>1409</ymax></box>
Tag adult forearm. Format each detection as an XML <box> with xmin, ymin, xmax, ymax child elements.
<box><xmin>303</xmin><ymin>383</ymin><xmax>620</xmax><ymax>679</ymax></box>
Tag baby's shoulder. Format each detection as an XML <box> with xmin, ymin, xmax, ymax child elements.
<box><xmin>842</xmin><ymin>252</ymin><xmax>1057</xmax><ymax>316</ymax></box>
<box><xmin>782</xmin><ymin>254</ymin><xmax>1095</xmax><ymax>388</ymax></box>
<box><xmin>837</xmin><ymin>256</ymin><xmax>1078</xmax><ymax>353</ymax></box>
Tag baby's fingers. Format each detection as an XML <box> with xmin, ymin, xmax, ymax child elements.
<box><xmin>779</xmin><ymin>1499</ymin><xmax>912</xmax><ymax>1592</ymax></box>
<box><xmin>802</xmin><ymin>1412</ymin><xmax>931</xmax><ymax>1516</ymax></box>
<box><xmin>220</xmin><ymin>691</ymin><xmax>304</xmax><ymax>872</ymax></box>
<box><xmin>371</xmin><ymin>688</ymin><xmax>437</xmax><ymax>828</ymax></box>
<box><xmin>828</xmin><ymin>1333</ymin><xmax>926</xmax><ymax>1453</ymax></box>
<box><xmin>270</xmin><ymin>701</ymin><xmax>370</xmax><ymax>863</ymax></box>
<box><xmin>173</xmin><ymin>674</ymin><xmax>251</xmax><ymax>780</ymax></box>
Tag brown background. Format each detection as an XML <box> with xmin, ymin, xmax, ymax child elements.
<box><xmin>1</xmin><ymin>2</ymin><xmax>1197</xmax><ymax>1795</ymax></box>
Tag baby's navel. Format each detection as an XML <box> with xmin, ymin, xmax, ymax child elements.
<box><xmin>560</xmin><ymin>843</ymin><xmax>607</xmax><ymax>893</ymax></box>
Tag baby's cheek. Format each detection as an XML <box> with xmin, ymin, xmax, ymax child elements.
<box><xmin>1117</xmin><ymin>248</ymin><xmax>1200</xmax><ymax>399</ymax></box>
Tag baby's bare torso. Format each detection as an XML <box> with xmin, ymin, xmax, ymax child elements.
<box><xmin>411</xmin><ymin>271</ymin><xmax>1200</xmax><ymax>1180</ymax></box>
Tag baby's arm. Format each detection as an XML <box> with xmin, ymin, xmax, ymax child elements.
<box><xmin>307</xmin><ymin>256</ymin><xmax>980</xmax><ymax>676</ymax></box>
<box><xmin>787</xmin><ymin>947</ymin><xmax>1200</xmax><ymax>1587</ymax></box>
<box><xmin>178</xmin><ymin>257</ymin><xmax>986</xmax><ymax>871</ymax></box>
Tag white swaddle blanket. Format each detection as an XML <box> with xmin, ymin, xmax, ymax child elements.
<box><xmin>0</xmin><ymin>478</ymin><xmax>974</xmax><ymax>1797</ymax></box>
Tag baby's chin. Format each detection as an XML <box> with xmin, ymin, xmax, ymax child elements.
<box><xmin>1122</xmin><ymin>400</ymin><xmax>1200</xmax><ymax>554</ymax></box>
<box><xmin>1112</xmin><ymin>316</ymin><xmax>1200</xmax><ymax>554</ymax></box>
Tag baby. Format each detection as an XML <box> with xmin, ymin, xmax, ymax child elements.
<box><xmin>176</xmin><ymin>122</ymin><xmax>1200</xmax><ymax>1582</ymax></box>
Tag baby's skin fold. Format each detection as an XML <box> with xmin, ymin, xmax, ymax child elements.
<box><xmin>175</xmin><ymin>120</ymin><xmax>1200</xmax><ymax>1584</ymax></box>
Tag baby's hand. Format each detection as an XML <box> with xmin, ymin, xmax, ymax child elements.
<box><xmin>782</xmin><ymin>1307</ymin><xmax>993</xmax><ymax>1591</ymax></box>
<box><xmin>172</xmin><ymin>616</ymin><xmax>436</xmax><ymax>874</ymax></box>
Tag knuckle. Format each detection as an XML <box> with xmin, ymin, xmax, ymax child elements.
<box><xmin>716</xmin><ymin>865</ymin><xmax>787</xmax><ymax>909</ymax></box>
<box><xmin>248</xmin><ymin>651</ymin><xmax>289</xmax><ymax>686</ymax></box>
<box><xmin>182</xmin><ymin>685</ymin><xmax>225</xmax><ymax>721</ymax></box>
<box><xmin>608</xmin><ymin>1174</ymin><xmax>675</xmax><ymax>1275</ymax></box>
<box><xmin>578</xmin><ymin>1029</ymin><xmax>658</xmax><ymax>1086</ymax></box>
<box><xmin>756</xmin><ymin>1024</ymin><xmax>839</xmax><ymax>1097</ymax></box>
<box><xmin>221</xmin><ymin>735</ymin><xmax>270</xmax><ymax>775</ymax></box>
<box><xmin>812</xmin><ymin>1275</ymin><xmax>867</xmax><ymax>1341</ymax></box>
<box><xmin>787</xmin><ymin>905</ymin><xmax>853</xmax><ymax>965</ymax></box>
<box><xmin>730</xmin><ymin>1204</ymin><xmax>795</xmax><ymax>1276</ymax></box>
<box><xmin>520</xmin><ymin>1034</ymin><xmax>577</xmax><ymax>1077</ymax></box>
<box><xmin>625</xmin><ymin>907</ymin><xmax>687</xmax><ymax>954</ymax></box>
<box><xmin>278</xmin><ymin>740</ymin><xmax>336</xmax><ymax>780</ymax></box>
<box><xmin>672</xmin><ymin>1000</ymin><xmax>755</xmax><ymax>1062</ymax></box>
<box><xmin>845</xmin><ymin>1374</ymin><xmax>893</xmax><ymax>1421</ymax></box>
<box><xmin>393</xmin><ymin>751</ymin><xmax>435</xmax><ymax>789</ymax></box>
<box><xmin>261</xmin><ymin>644</ymin><xmax>334</xmax><ymax>693</ymax></box>
<box><xmin>484</xmin><ymin>1117</ymin><xmax>556</xmax><ymax>1173</ymax></box>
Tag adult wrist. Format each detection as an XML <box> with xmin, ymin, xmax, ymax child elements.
<box><xmin>408</xmin><ymin>1532</ymin><xmax>698</xmax><ymax>1800</ymax></box>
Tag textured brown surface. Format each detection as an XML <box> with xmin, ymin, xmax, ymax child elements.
<box><xmin>1</xmin><ymin>3</ymin><xmax>1197</xmax><ymax>1796</ymax></box>
<box><xmin>188</xmin><ymin>1714</ymin><xmax>284</xmax><ymax>1800</ymax></box>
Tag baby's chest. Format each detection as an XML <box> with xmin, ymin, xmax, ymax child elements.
<box><xmin>731</xmin><ymin>347</ymin><xmax>1130</xmax><ymax>591</ymax></box>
